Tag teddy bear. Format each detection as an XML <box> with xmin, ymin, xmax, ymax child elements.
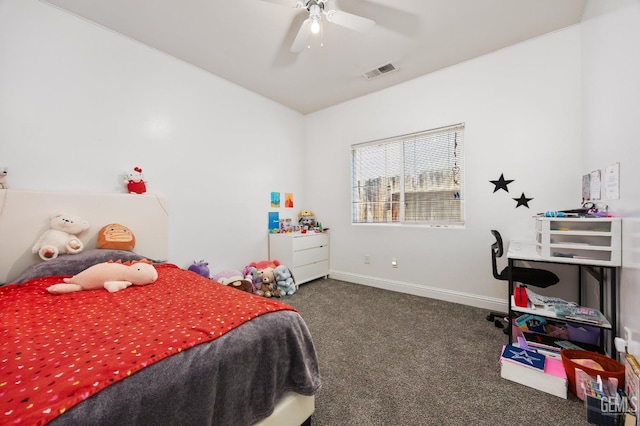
<box><xmin>124</xmin><ymin>166</ymin><xmax>147</xmax><ymax>194</ymax></box>
<box><xmin>274</xmin><ymin>265</ymin><xmax>297</xmax><ymax>296</ymax></box>
<box><xmin>0</xmin><ymin>166</ymin><xmax>7</xmax><ymax>189</ymax></box>
<box><xmin>32</xmin><ymin>212</ymin><xmax>90</xmax><ymax>261</ymax></box>
<box><xmin>255</xmin><ymin>267</ymin><xmax>276</xmax><ymax>298</ymax></box>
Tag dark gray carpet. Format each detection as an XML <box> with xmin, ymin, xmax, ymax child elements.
<box><xmin>283</xmin><ymin>278</ymin><xmax>590</xmax><ymax>426</ymax></box>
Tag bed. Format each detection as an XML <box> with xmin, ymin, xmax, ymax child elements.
<box><xmin>0</xmin><ymin>189</ymin><xmax>321</xmax><ymax>426</ymax></box>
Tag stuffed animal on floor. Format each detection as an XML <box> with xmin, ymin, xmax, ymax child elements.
<box><xmin>32</xmin><ymin>212</ymin><xmax>90</xmax><ymax>261</ymax></box>
<box><xmin>212</xmin><ymin>269</ymin><xmax>244</xmax><ymax>285</ymax></box>
<box><xmin>226</xmin><ymin>276</ymin><xmax>254</xmax><ymax>294</ymax></box>
<box><xmin>256</xmin><ymin>267</ymin><xmax>276</xmax><ymax>298</ymax></box>
<box><xmin>274</xmin><ymin>265</ymin><xmax>297</xmax><ymax>296</ymax></box>
<box><xmin>47</xmin><ymin>259</ymin><xmax>158</xmax><ymax>294</ymax></box>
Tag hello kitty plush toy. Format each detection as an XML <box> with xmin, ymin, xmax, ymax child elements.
<box><xmin>124</xmin><ymin>167</ymin><xmax>147</xmax><ymax>194</ymax></box>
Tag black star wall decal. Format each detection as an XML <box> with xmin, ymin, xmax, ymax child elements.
<box><xmin>513</xmin><ymin>193</ymin><xmax>533</xmax><ymax>208</ymax></box>
<box><xmin>490</xmin><ymin>173</ymin><xmax>514</xmax><ymax>193</ymax></box>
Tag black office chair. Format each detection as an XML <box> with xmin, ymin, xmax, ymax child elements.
<box><xmin>486</xmin><ymin>229</ymin><xmax>560</xmax><ymax>329</ymax></box>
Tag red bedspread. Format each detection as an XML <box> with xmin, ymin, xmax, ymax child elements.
<box><xmin>0</xmin><ymin>264</ymin><xmax>296</xmax><ymax>425</ymax></box>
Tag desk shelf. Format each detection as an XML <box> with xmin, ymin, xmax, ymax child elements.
<box><xmin>510</xmin><ymin>296</ymin><xmax>611</xmax><ymax>329</ymax></box>
<box><xmin>507</xmin><ymin>238</ymin><xmax>619</xmax><ymax>356</ymax></box>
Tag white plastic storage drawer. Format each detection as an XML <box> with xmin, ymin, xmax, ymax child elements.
<box><xmin>534</xmin><ymin>217</ymin><xmax>621</xmax><ymax>266</ymax></box>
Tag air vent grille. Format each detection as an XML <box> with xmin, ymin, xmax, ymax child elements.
<box><xmin>362</xmin><ymin>62</ymin><xmax>397</xmax><ymax>80</ymax></box>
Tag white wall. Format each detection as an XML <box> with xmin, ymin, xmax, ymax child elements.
<box><xmin>304</xmin><ymin>26</ymin><xmax>583</xmax><ymax>310</ymax></box>
<box><xmin>581</xmin><ymin>0</ymin><xmax>640</xmax><ymax>347</ymax></box>
<box><xmin>0</xmin><ymin>0</ymin><xmax>305</xmax><ymax>274</ymax></box>
<box><xmin>2</xmin><ymin>0</ymin><xmax>635</xmax><ymax>340</ymax></box>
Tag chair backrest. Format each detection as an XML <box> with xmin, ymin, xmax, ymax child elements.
<box><xmin>491</xmin><ymin>230</ymin><xmax>504</xmax><ymax>280</ymax></box>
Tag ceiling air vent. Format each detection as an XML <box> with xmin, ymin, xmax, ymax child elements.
<box><xmin>362</xmin><ymin>62</ymin><xmax>398</xmax><ymax>80</ymax></box>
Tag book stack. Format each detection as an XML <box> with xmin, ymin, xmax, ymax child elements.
<box><xmin>554</xmin><ymin>305</ymin><xmax>607</xmax><ymax>325</ymax></box>
<box><xmin>499</xmin><ymin>344</ymin><xmax>567</xmax><ymax>398</ymax></box>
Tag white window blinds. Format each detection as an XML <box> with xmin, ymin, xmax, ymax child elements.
<box><xmin>351</xmin><ymin>124</ymin><xmax>465</xmax><ymax>225</ymax></box>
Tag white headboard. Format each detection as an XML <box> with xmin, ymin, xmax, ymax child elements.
<box><xmin>0</xmin><ymin>189</ymin><xmax>169</xmax><ymax>283</ymax></box>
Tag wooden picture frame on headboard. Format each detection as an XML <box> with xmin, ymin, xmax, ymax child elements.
<box><xmin>0</xmin><ymin>190</ymin><xmax>169</xmax><ymax>283</ymax></box>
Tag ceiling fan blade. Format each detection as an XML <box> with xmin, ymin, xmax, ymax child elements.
<box><xmin>325</xmin><ymin>9</ymin><xmax>375</xmax><ymax>33</ymax></box>
<box><xmin>258</xmin><ymin>0</ymin><xmax>300</xmax><ymax>7</ymax></box>
<box><xmin>291</xmin><ymin>19</ymin><xmax>312</xmax><ymax>53</ymax></box>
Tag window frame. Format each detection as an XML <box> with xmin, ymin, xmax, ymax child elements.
<box><xmin>350</xmin><ymin>123</ymin><xmax>465</xmax><ymax>227</ymax></box>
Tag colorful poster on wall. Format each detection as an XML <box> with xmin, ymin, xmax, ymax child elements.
<box><xmin>268</xmin><ymin>211</ymin><xmax>280</xmax><ymax>231</ymax></box>
<box><xmin>270</xmin><ymin>192</ymin><xmax>281</xmax><ymax>207</ymax></box>
<box><xmin>285</xmin><ymin>193</ymin><xmax>294</xmax><ymax>208</ymax></box>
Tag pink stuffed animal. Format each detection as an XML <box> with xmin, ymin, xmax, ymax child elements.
<box><xmin>47</xmin><ymin>260</ymin><xmax>158</xmax><ymax>294</ymax></box>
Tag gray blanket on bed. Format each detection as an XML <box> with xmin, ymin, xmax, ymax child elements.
<box><xmin>49</xmin><ymin>310</ymin><xmax>321</xmax><ymax>426</ymax></box>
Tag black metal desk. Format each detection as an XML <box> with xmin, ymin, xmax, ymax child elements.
<box><xmin>507</xmin><ymin>241</ymin><xmax>618</xmax><ymax>356</ymax></box>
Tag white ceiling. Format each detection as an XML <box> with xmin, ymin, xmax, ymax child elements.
<box><xmin>41</xmin><ymin>0</ymin><xmax>586</xmax><ymax>115</ymax></box>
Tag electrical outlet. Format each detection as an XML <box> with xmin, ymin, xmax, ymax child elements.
<box><xmin>391</xmin><ymin>258</ymin><xmax>398</xmax><ymax>268</ymax></box>
<box><xmin>364</xmin><ymin>255</ymin><xmax>370</xmax><ymax>264</ymax></box>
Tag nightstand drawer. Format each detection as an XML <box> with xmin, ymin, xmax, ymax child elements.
<box><xmin>293</xmin><ymin>261</ymin><xmax>329</xmax><ymax>284</ymax></box>
<box><xmin>293</xmin><ymin>233</ymin><xmax>329</xmax><ymax>251</ymax></box>
<box><xmin>293</xmin><ymin>245</ymin><xmax>329</xmax><ymax>267</ymax></box>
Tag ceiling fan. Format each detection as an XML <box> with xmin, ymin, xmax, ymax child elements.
<box><xmin>280</xmin><ymin>0</ymin><xmax>376</xmax><ymax>53</ymax></box>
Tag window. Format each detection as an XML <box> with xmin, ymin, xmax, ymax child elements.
<box><xmin>351</xmin><ymin>123</ymin><xmax>464</xmax><ymax>225</ymax></box>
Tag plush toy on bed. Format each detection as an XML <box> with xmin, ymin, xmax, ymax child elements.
<box><xmin>274</xmin><ymin>265</ymin><xmax>297</xmax><ymax>296</ymax></box>
<box><xmin>32</xmin><ymin>212</ymin><xmax>90</xmax><ymax>261</ymax></box>
<box><xmin>47</xmin><ymin>259</ymin><xmax>158</xmax><ymax>294</ymax></box>
<box><xmin>97</xmin><ymin>223</ymin><xmax>136</xmax><ymax>251</ymax></box>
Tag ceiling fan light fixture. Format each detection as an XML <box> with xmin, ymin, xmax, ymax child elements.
<box><xmin>310</xmin><ymin>19</ymin><xmax>320</xmax><ymax>34</ymax></box>
<box><xmin>309</xmin><ymin>3</ymin><xmax>322</xmax><ymax>34</ymax></box>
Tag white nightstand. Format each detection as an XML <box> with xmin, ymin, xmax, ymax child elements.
<box><xmin>268</xmin><ymin>232</ymin><xmax>329</xmax><ymax>285</ymax></box>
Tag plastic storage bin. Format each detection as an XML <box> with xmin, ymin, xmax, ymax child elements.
<box><xmin>561</xmin><ymin>349</ymin><xmax>625</xmax><ymax>396</ymax></box>
<box><xmin>566</xmin><ymin>322</ymin><xmax>601</xmax><ymax>346</ymax></box>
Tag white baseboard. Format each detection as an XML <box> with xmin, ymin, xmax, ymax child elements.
<box><xmin>327</xmin><ymin>270</ymin><xmax>508</xmax><ymax>313</ymax></box>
